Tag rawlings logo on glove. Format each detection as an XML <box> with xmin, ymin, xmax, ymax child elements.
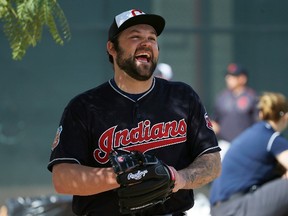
<box><xmin>109</xmin><ymin>150</ymin><xmax>175</xmax><ymax>214</ymax></box>
<box><xmin>127</xmin><ymin>170</ymin><xmax>148</xmax><ymax>180</ymax></box>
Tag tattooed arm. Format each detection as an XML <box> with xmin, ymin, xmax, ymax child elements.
<box><xmin>170</xmin><ymin>152</ymin><xmax>221</xmax><ymax>192</ymax></box>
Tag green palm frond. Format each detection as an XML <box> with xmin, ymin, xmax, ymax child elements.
<box><xmin>41</xmin><ymin>0</ymin><xmax>71</xmax><ymax>44</ymax></box>
<box><xmin>0</xmin><ymin>0</ymin><xmax>9</xmax><ymax>19</ymax></box>
<box><xmin>1</xmin><ymin>0</ymin><xmax>71</xmax><ymax>60</ymax></box>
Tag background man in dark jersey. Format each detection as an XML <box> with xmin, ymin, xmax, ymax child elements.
<box><xmin>48</xmin><ymin>9</ymin><xmax>221</xmax><ymax>216</ymax></box>
<box><xmin>211</xmin><ymin>63</ymin><xmax>258</xmax><ymax>159</ymax></box>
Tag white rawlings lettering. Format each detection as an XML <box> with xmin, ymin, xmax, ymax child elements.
<box><xmin>127</xmin><ymin>170</ymin><xmax>148</xmax><ymax>180</ymax></box>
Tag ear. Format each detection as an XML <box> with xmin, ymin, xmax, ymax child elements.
<box><xmin>258</xmin><ymin>110</ymin><xmax>263</xmax><ymax>120</ymax></box>
<box><xmin>284</xmin><ymin>112</ymin><xmax>288</xmax><ymax>120</ymax></box>
<box><xmin>107</xmin><ymin>41</ymin><xmax>115</xmax><ymax>56</ymax></box>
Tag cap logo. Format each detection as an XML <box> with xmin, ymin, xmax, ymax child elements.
<box><xmin>227</xmin><ymin>63</ymin><xmax>238</xmax><ymax>74</ymax></box>
<box><xmin>115</xmin><ymin>9</ymin><xmax>145</xmax><ymax>28</ymax></box>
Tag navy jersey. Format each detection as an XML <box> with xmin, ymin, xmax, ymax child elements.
<box><xmin>210</xmin><ymin>121</ymin><xmax>288</xmax><ymax>206</ymax></box>
<box><xmin>213</xmin><ymin>87</ymin><xmax>258</xmax><ymax>142</ymax></box>
<box><xmin>48</xmin><ymin>77</ymin><xmax>220</xmax><ymax>215</ymax></box>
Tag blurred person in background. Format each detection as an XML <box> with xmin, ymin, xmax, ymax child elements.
<box><xmin>154</xmin><ymin>63</ymin><xmax>173</xmax><ymax>80</ymax></box>
<box><xmin>211</xmin><ymin>63</ymin><xmax>258</xmax><ymax>159</ymax></box>
<box><xmin>210</xmin><ymin>92</ymin><xmax>288</xmax><ymax>216</ymax></box>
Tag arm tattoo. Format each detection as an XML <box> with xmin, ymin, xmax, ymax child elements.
<box><xmin>180</xmin><ymin>152</ymin><xmax>221</xmax><ymax>189</ymax></box>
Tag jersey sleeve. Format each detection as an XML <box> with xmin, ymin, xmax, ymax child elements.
<box><xmin>270</xmin><ymin>134</ymin><xmax>288</xmax><ymax>156</ymax></box>
<box><xmin>187</xmin><ymin>90</ymin><xmax>221</xmax><ymax>159</ymax></box>
<box><xmin>47</xmin><ymin>97</ymin><xmax>90</xmax><ymax>172</ymax></box>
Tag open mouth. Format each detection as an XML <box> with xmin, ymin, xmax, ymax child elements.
<box><xmin>135</xmin><ymin>52</ymin><xmax>151</xmax><ymax>63</ymax></box>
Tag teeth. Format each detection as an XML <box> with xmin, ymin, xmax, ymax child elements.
<box><xmin>136</xmin><ymin>52</ymin><xmax>150</xmax><ymax>58</ymax></box>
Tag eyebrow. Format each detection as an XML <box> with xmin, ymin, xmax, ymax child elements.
<box><xmin>128</xmin><ymin>28</ymin><xmax>157</xmax><ymax>36</ymax></box>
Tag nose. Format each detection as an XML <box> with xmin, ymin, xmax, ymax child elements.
<box><xmin>140</xmin><ymin>38</ymin><xmax>151</xmax><ymax>47</ymax></box>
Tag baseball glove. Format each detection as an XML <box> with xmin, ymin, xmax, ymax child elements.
<box><xmin>109</xmin><ymin>150</ymin><xmax>175</xmax><ymax>214</ymax></box>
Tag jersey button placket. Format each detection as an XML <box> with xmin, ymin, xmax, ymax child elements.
<box><xmin>134</xmin><ymin>103</ymin><xmax>141</xmax><ymax>121</ymax></box>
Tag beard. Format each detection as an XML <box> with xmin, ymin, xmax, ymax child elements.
<box><xmin>115</xmin><ymin>46</ymin><xmax>157</xmax><ymax>81</ymax></box>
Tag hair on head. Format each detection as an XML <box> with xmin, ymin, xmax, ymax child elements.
<box><xmin>257</xmin><ymin>92</ymin><xmax>288</xmax><ymax>121</ymax></box>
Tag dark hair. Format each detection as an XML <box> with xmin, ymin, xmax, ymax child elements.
<box><xmin>107</xmin><ymin>37</ymin><xmax>120</xmax><ymax>64</ymax></box>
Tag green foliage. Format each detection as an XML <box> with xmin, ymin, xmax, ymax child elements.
<box><xmin>0</xmin><ymin>0</ymin><xmax>71</xmax><ymax>60</ymax></box>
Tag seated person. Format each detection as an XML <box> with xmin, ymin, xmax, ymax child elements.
<box><xmin>210</xmin><ymin>92</ymin><xmax>288</xmax><ymax>216</ymax></box>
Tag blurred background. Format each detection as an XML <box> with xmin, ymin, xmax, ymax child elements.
<box><xmin>1</xmin><ymin>0</ymin><xmax>288</xmax><ymax>207</ymax></box>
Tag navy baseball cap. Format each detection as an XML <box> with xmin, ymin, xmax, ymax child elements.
<box><xmin>226</xmin><ymin>63</ymin><xmax>248</xmax><ymax>76</ymax></box>
<box><xmin>108</xmin><ymin>9</ymin><xmax>165</xmax><ymax>41</ymax></box>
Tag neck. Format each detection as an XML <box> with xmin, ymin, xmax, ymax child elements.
<box><xmin>113</xmin><ymin>71</ymin><xmax>153</xmax><ymax>94</ymax></box>
<box><xmin>232</xmin><ymin>86</ymin><xmax>246</xmax><ymax>96</ymax></box>
<box><xmin>267</xmin><ymin>120</ymin><xmax>283</xmax><ymax>132</ymax></box>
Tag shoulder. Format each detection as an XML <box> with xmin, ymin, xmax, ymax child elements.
<box><xmin>155</xmin><ymin>77</ymin><xmax>190</xmax><ymax>88</ymax></box>
<box><xmin>66</xmin><ymin>81</ymin><xmax>110</xmax><ymax>108</ymax></box>
<box><xmin>243</xmin><ymin>121</ymin><xmax>269</xmax><ymax>134</ymax></box>
<box><xmin>155</xmin><ymin>77</ymin><xmax>199</xmax><ymax>98</ymax></box>
<box><xmin>270</xmin><ymin>133</ymin><xmax>288</xmax><ymax>152</ymax></box>
<box><xmin>244</xmin><ymin>87</ymin><xmax>257</xmax><ymax>97</ymax></box>
<box><xmin>231</xmin><ymin>122</ymin><xmax>264</xmax><ymax>142</ymax></box>
<box><xmin>216</xmin><ymin>89</ymin><xmax>231</xmax><ymax>98</ymax></box>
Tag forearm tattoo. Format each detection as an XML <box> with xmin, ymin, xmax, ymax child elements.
<box><xmin>181</xmin><ymin>152</ymin><xmax>221</xmax><ymax>189</ymax></box>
